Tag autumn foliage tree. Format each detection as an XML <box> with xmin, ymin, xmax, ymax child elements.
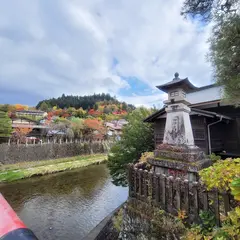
<box><xmin>84</xmin><ymin>119</ymin><xmax>106</xmax><ymax>139</ymax></box>
<box><xmin>15</xmin><ymin>104</ymin><xmax>28</xmax><ymax>111</ymax></box>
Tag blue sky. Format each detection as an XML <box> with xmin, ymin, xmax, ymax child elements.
<box><xmin>0</xmin><ymin>0</ymin><xmax>212</xmax><ymax>107</ymax></box>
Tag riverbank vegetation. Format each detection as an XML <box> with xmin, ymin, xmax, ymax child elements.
<box><xmin>107</xmin><ymin>107</ymin><xmax>154</xmax><ymax>186</ymax></box>
<box><xmin>0</xmin><ymin>154</ymin><xmax>107</xmax><ymax>183</ymax></box>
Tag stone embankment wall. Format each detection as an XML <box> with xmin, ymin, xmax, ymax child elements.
<box><xmin>0</xmin><ymin>141</ymin><xmax>112</xmax><ymax>164</ymax></box>
<box><xmin>83</xmin><ymin>204</ymin><xmax>123</xmax><ymax>240</ymax></box>
<box><xmin>118</xmin><ymin>199</ymin><xmax>185</xmax><ymax>240</ymax></box>
<box><xmin>88</xmin><ymin>199</ymin><xmax>185</xmax><ymax>240</ymax></box>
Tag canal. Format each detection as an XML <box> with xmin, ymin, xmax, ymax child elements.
<box><xmin>0</xmin><ymin>164</ymin><xmax>128</xmax><ymax>240</ymax></box>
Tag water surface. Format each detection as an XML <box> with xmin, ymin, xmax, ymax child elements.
<box><xmin>0</xmin><ymin>164</ymin><xmax>128</xmax><ymax>240</ymax></box>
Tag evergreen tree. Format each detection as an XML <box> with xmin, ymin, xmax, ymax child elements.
<box><xmin>93</xmin><ymin>104</ymin><xmax>98</xmax><ymax>111</ymax></box>
<box><xmin>36</xmin><ymin>93</ymin><xmax>136</xmax><ymax>111</ymax></box>
<box><xmin>39</xmin><ymin>101</ymin><xmax>49</xmax><ymax>112</ymax></box>
<box><xmin>0</xmin><ymin>111</ymin><xmax>12</xmax><ymax>138</ymax></box>
<box><xmin>122</xmin><ymin>102</ymin><xmax>128</xmax><ymax>111</ymax></box>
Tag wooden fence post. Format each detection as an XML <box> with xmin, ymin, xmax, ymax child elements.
<box><xmin>155</xmin><ymin>173</ymin><xmax>160</xmax><ymax>205</ymax></box>
<box><xmin>175</xmin><ymin>177</ymin><xmax>181</xmax><ymax>210</ymax></box>
<box><xmin>167</xmin><ymin>176</ymin><xmax>174</xmax><ymax>214</ymax></box>
<box><xmin>213</xmin><ymin>189</ymin><xmax>220</xmax><ymax>227</ymax></box>
<box><xmin>183</xmin><ymin>179</ymin><xmax>189</xmax><ymax>215</ymax></box>
<box><xmin>192</xmin><ymin>182</ymin><xmax>199</xmax><ymax>221</ymax></box>
<box><xmin>222</xmin><ymin>192</ymin><xmax>230</xmax><ymax>216</ymax></box>
<box><xmin>128</xmin><ymin>164</ymin><xmax>134</xmax><ymax>197</ymax></box>
<box><xmin>134</xmin><ymin>168</ymin><xmax>138</xmax><ymax>197</ymax></box>
<box><xmin>143</xmin><ymin>170</ymin><xmax>149</xmax><ymax>201</ymax></box>
<box><xmin>202</xmin><ymin>187</ymin><xmax>209</xmax><ymax>212</ymax></box>
<box><xmin>149</xmin><ymin>171</ymin><xmax>154</xmax><ymax>201</ymax></box>
<box><xmin>160</xmin><ymin>174</ymin><xmax>166</xmax><ymax>210</ymax></box>
<box><xmin>139</xmin><ymin>169</ymin><xmax>143</xmax><ymax>199</ymax></box>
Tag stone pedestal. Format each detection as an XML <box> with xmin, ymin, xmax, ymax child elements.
<box><xmin>148</xmin><ymin>145</ymin><xmax>211</xmax><ymax>181</ymax></box>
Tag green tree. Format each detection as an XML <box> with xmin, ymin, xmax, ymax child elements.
<box><xmin>103</xmin><ymin>106</ymin><xmax>111</xmax><ymax>114</ymax></box>
<box><xmin>181</xmin><ymin>0</ymin><xmax>238</xmax><ymax>22</ymax></box>
<box><xmin>122</xmin><ymin>102</ymin><xmax>128</xmax><ymax>111</ymax></box>
<box><xmin>0</xmin><ymin>111</ymin><xmax>12</xmax><ymax>138</ymax></box>
<box><xmin>107</xmin><ymin>107</ymin><xmax>154</xmax><ymax>186</ymax></box>
<box><xmin>39</xmin><ymin>101</ymin><xmax>49</xmax><ymax>112</ymax></box>
<box><xmin>93</xmin><ymin>103</ymin><xmax>98</xmax><ymax>111</ymax></box>
<box><xmin>67</xmin><ymin>107</ymin><xmax>76</xmax><ymax>116</ymax></box>
<box><xmin>0</xmin><ymin>104</ymin><xmax>9</xmax><ymax>112</ymax></box>
<box><xmin>209</xmin><ymin>14</ymin><xmax>240</xmax><ymax>106</ymax></box>
<box><xmin>70</xmin><ymin>117</ymin><xmax>85</xmax><ymax>138</ymax></box>
<box><xmin>181</xmin><ymin>0</ymin><xmax>240</xmax><ymax>105</ymax></box>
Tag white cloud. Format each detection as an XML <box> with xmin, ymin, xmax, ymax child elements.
<box><xmin>118</xmin><ymin>93</ymin><xmax>167</xmax><ymax>108</ymax></box>
<box><xmin>0</xmin><ymin>0</ymin><xmax>212</xmax><ymax>106</ymax></box>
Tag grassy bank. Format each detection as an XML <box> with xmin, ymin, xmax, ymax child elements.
<box><xmin>0</xmin><ymin>154</ymin><xmax>107</xmax><ymax>183</ymax></box>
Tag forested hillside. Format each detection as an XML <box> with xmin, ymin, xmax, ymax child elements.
<box><xmin>36</xmin><ymin>93</ymin><xmax>135</xmax><ymax>111</ymax></box>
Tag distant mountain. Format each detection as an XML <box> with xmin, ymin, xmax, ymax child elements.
<box><xmin>36</xmin><ymin>93</ymin><xmax>135</xmax><ymax>111</ymax></box>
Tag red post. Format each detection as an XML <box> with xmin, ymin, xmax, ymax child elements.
<box><xmin>0</xmin><ymin>194</ymin><xmax>38</xmax><ymax>240</ymax></box>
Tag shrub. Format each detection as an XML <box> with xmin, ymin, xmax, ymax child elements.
<box><xmin>209</xmin><ymin>153</ymin><xmax>221</xmax><ymax>163</ymax></box>
<box><xmin>139</xmin><ymin>152</ymin><xmax>153</xmax><ymax>163</ymax></box>
<box><xmin>199</xmin><ymin>158</ymin><xmax>240</xmax><ymax>192</ymax></box>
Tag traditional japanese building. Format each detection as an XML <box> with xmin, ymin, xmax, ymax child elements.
<box><xmin>144</xmin><ymin>73</ymin><xmax>240</xmax><ymax>158</ymax></box>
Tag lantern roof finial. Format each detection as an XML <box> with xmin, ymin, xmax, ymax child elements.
<box><xmin>174</xmin><ymin>72</ymin><xmax>179</xmax><ymax>79</ymax></box>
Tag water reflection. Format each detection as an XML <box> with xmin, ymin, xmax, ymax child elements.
<box><xmin>0</xmin><ymin>164</ymin><xmax>128</xmax><ymax>240</ymax></box>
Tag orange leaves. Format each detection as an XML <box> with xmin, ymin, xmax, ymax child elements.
<box><xmin>84</xmin><ymin>119</ymin><xmax>105</xmax><ymax>134</ymax></box>
<box><xmin>15</xmin><ymin>104</ymin><xmax>28</xmax><ymax>111</ymax></box>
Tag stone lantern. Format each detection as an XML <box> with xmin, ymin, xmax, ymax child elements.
<box><xmin>148</xmin><ymin>73</ymin><xmax>211</xmax><ymax>181</ymax></box>
<box><xmin>160</xmin><ymin>72</ymin><xmax>195</xmax><ymax>146</ymax></box>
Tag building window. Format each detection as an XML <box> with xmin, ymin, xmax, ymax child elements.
<box><xmin>170</xmin><ymin>91</ymin><xmax>179</xmax><ymax>97</ymax></box>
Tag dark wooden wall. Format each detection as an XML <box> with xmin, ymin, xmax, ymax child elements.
<box><xmin>153</xmin><ymin>106</ymin><xmax>240</xmax><ymax>155</ymax></box>
<box><xmin>191</xmin><ymin>116</ymin><xmax>208</xmax><ymax>153</ymax></box>
<box><xmin>208</xmin><ymin>121</ymin><xmax>226</xmax><ymax>153</ymax></box>
<box><xmin>154</xmin><ymin>119</ymin><xmax>165</xmax><ymax>146</ymax></box>
<box><xmin>220</xmin><ymin>119</ymin><xmax>240</xmax><ymax>153</ymax></box>
<box><xmin>203</xmin><ymin>106</ymin><xmax>240</xmax><ymax>154</ymax></box>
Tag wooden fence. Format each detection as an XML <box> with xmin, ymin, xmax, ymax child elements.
<box><xmin>128</xmin><ymin>164</ymin><xmax>233</xmax><ymax>226</ymax></box>
<box><xmin>6</xmin><ymin>138</ymin><xmax>109</xmax><ymax>146</ymax></box>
